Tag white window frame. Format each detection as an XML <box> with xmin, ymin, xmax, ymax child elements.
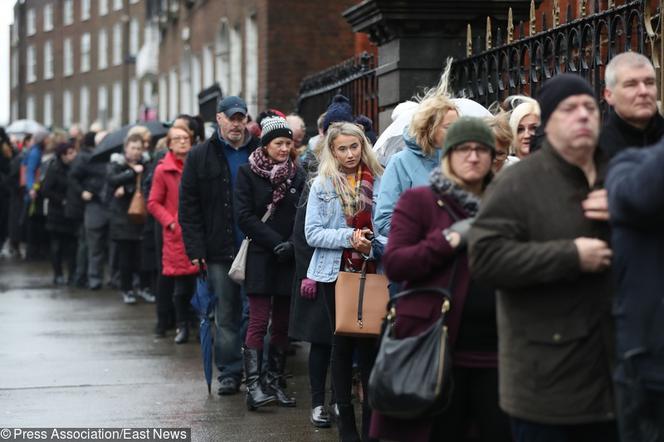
<box><xmin>43</xmin><ymin>93</ymin><xmax>53</xmax><ymax>127</ymax></box>
<box><xmin>98</xmin><ymin>85</ymin><xmax>108</xmax><ymax>125</ymax></box>
<box><xmin>26</xmin><ymin>9</ymin><xmax>36</xmax><ymax>36</ymax></box>
<box><xmin>81</xmin><ymin>0</ymin><xmax>91</xmax><ymax>21</ymax></box>
<box><xmin>229</xmin><ymin>26</ymin><xmax>242</xmax><ymax>96</ymax></box>
<box><xmin>63</xmin><ymin>38</ymin><xmax>73</xmax><ymax>76</ymax></box>
<box><xmin>215</xmin><ymin>21</ymin><xmax>230</xmax><ymax>95</ymax></box>
<box><xmin>26</xmin><ymin>45</ymin><xmax>37</xmax><ymax>83</ymax></box>
<box><xmin>80</xmin><ymin>86</ymin><xmax>90</xmax><ymax>130</ymax></box>
<box><xmin>113</xmin><ymin>0</ymin><xmax>123</xmax><ymax>11</ymax></box>
<box><xmin>112</xmin><ymin>23</ymin><xmax>122</xmax><ymax>66</ymax></box>
<box><xmin>129</xmin><ymin>79</ymin><xmax>138</xmax><ymax>122</ymax></box>
<box><xmin>98</xmin><ymin>29</ymin><xmax>108</xmax><ymax>70</ymax></box>
<box><xmin>63</xmin><ymin>0</ymin><xmax>74</xmax><ymax>26</ymax></box>
<box><xmin>244</xmin><ymin>15</ymin><xmax>258</xmax><ymax>118</ymax></box>
<box><xmin>26</xmin><ymin>95</ymin><xmax>36</xmax><ymax>121</ymax></box>
<box><xmin>129</xmin><ymin>19</ymin><xmax>140</xmax><ymax>56</ymax></box>
<box><xmin>81</xmin><ymin>33</ymin><xmax>91</xmax><ymax>73</ymax></box>
<box><xmin>99</xmin><ymin>0</ymin><xmax>108</xmax><ymax>16</ymax></box>
<box><xmin>43</xmin><ymin>4</ymin><xmax>54</xmax><ymax>32</ymax></box>
<box><xmin>112</xmin><ymin>81</ymin><xmax>122</xmax><ymax>126</ymax></box>
<box><xmin>11</xmin><ymin>52</ymin><xmax>18</xmax><ymax>88</ymax></box>
<box><xmin>43</xmin><ymin>41</ymin><xmax>54</xmax><ymax>80</ymax></box>
<box><xmin>63</xmin><ymin>90</ymin><xmax>73</xmax><ymax>128</ymax></box>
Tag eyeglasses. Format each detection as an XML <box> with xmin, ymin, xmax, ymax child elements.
<box><xmin>452</xmin><ymin>144</ymin><xmax>493</xmax><ymax>157</ymax></box>
<box><xmin>170</xmin><ymin>136</ymin><xmax>190</xmax><ymax>143</ymax></box>
<box><xmin>494</xmin><ymin>151</ymin><xmax>508</xmax><ymax>161</ymax></box>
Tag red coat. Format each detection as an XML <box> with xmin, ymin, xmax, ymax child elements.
<box><xmin>147</xmin><ymin>151</ymin><xmax>198</xmax><ymax>276</ymax></box>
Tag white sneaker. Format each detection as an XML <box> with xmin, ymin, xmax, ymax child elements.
<box><xmin>122</xmin><ymin>291</ymin><xmax>137</xmax><ymax>304</ymax></box>
<box><xmin>137</xmin><ymin>289</ymin><xmax>156</xmax><ymax>303</ymax></box>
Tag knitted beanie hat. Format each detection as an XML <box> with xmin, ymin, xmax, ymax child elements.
<box><xmin>537</xmin><ymin>73</ymin><xmax>595</xmax><ymax>128</ymax></box>
<box><xmin>443</xmin><ymin>116</ymin><xmax>496</xmax><ymax>156</ymax></box>
<box><xmin>260</xmin><ymin>116</ymin><xmax>293</xmax><ymax>147</ymax></box>
<box><xmin>322</xmin><ymin>95</ymin><xmax>354</xmax><ymax>133</ymax></box>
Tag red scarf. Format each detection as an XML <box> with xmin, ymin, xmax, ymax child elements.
<box><xmin>341</xmin><ymin>164</ymin><xmax>376</xmax><ymax>273</ymax></box>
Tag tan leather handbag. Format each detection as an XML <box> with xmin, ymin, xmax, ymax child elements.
<box><xmin>335</xmin><ymin>260</ymin><xmax>389</xmax><ymax>337</ymax></box>
<box><xmin>127</xmin><ymin>173</ymin><xmax>147</xmax><ymax>224</ymax></box>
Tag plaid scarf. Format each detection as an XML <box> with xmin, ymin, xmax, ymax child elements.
<box><xmin>249</xmin><ymin>147</ymin><xmax>296</xmax><ymax>212</ymax></box>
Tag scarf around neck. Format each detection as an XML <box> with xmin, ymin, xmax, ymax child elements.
<box><xmin>429</xmin><ymin>167</ymin><xmax>481</xmax><ymax>217</ymax></box>
<box><xmin>249</xmin><ymin>147</ymin><xmax>296</xmax><ymax>212</ymax></box>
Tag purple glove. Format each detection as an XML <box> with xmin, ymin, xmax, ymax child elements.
<box><xmin>300</xmin><ymin>278</ymin><xmax>317</xmax><ymax>300</ymax></box>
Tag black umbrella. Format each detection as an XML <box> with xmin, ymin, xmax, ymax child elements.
<box><xmin>91</xmin><ymin>121</ymin><xmax>170</xmax><ymax>160</ymax></box>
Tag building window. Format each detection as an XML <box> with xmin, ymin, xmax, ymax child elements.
<box><xmin>191</xmin><ymin>54</ymin><xmax>201</xmax><ymax>112</ymax></box>
<box><xmin>81</xmin><ymin>0</ymin><xmax>91</xmax><ymax>20</ymax></box>
<box><xmin>113</xmin><ymin>23</ymin><xmax>122</xmax><ymax>65</ymax></box>
<box><xmin>129</xmin><ymin>79</ymin><xmax>138</xmax><ymax>122</ymax></box>
<box><xmin>99</xmin><ymin>0</ymin><xmax>108</xmax><ymax>16</ymax></box>
<box><xmin>26</xmin><ymin>95</ymin><xmax>36</xmax><ymax>121</ymax></box>
<box><xmin>98</xmin><ymin>29</ymin><xmax>108</xmax><ymax>70</ymax></box>
<box><xmin>43</xmin><ymin>93</ymin><xmax>53</xmax><ymax>127</ymax></box>
<box><xmin>202</xmin><ymin>45</ymin><xmax>214</xmax><ymax>87</ymax></box>
<box><xmin>80</xmin><ymin>87</ymin><xmax>90</xmax><ymax>130</ymax></box>
<box><xmin>168</xmin><ymin>69</ymin><xmax>178</xmax><ymax>120</ymax></box>
<box><xmin>63</xmin><ymin>90</ymin><xmax>73</xmax><ymax>128</ymax></box>
<box><xmin>26</xmin><ymin>9</ymin><xmax>36</xmax><ymax>36</ymax></box>
<box><xmin>27</xmin><ymin>45</ymin><xmax>37</xmax><ymax>83</ymax></box>
<box><xmin>63</xmin><ymin>0</ymin><xmax>74</xmax><ymax>26</ymax></box>
<box><xmin>11</xmin><ymin>52</ymin><xmax>18</xmax><ymax>88</ymax></box>
<box><xmin>180</xmin><ymin>53</ymin><xmax>191</xmax><ymax>115</ymax></box>
<box><xmin>44</xmin><ymin>41</ymin><xmax>54</xmax><ymax>80</ymax></box>
<box><xmin>98</xmin><ymin>85</ymin><xmax>108</xmax><ymax>125</ymax></box>
<box><xmin>81</xmin><ymin>33</ymin><xmax>91</xmax><ymax>73</ymax></box>
<box><xmin>11</xmin><ymin>101</ymin><xmax>18</xmax><ymax>122</ymax></box>
<box><xmin>43</xmin><ymin>4</ymin><xmax>54</xmax><ymax>32</ymax></box>
<box><xmin>130</xmin><ymin>19</ymin><xmax>140</xmax><ymax>56</ymax></box>
<box><xmin>245</xmin><ymin>15</ymin><xmax>258</xmax><ymax>118</ymax></box>
<box><xmin>158</xmin><ymin>75</ymin><xmax>167</xmax><ymax>120</ymax></box>
<box><xmin>11</xmin><ymin>22</ymin><xmax>18</xmax><ymax>45</ymax></box>
<box><xmin>230</xmin><ymin>26</ymin><xmax>241</xmax><ymax>96</ymax></box>
<box><xmin>113</xmin><ymin>0</ymin><xmax>123</xmax><ymax>11</ymax></box>
<box><xmin>215</xmin><ymin>21</ymin><xmax>230</xmax><ymax>95</ymax></box>
<box><xmin>63</xmin><ymin>38</ymin><xmax>73</xmax><ymax>76</ymax></box>
<box><xmin>112</xmin><ymin>81</ymin><xmax>122</xmax><ymax>126</ymax></box>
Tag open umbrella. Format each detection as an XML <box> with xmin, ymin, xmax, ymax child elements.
<box><xmin>372</xmin><ymin>98</ymin><xmax>493</xmax><ymax>166</ymax></box>
<box><xmin>190</xmin><ymin>266</ymin><xmax>217</xmax><ymax>394</ymax></box>
<box><xmin>91</xmin><ymin>121</ymin><xmax>170</xmax><ymax>161</ymax></box>
<box><xmin>6</xmin><ymin>119</ymin><xmax>47</xmax><ymax>136</ymax></box>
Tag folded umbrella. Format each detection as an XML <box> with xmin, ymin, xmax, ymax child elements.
<box><xmin>91</xmin><ymin>121</ymin><xmax>170</xmax><ymax>161</ymax></box>
<box><xmin>190</xmin><ymin>266</ymin><xmax>217</xmax><ymax>395</ymax></box>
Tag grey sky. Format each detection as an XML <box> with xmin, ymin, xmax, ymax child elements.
<box><xmin>0</xmin><ymin>0</ymin><xmax>15</xmax><ymax>126</ymax></box>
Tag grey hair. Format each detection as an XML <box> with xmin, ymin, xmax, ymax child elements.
<box><xmin>605</xmin><ymin>52</ymin><xmax>654</xmax><ymax>89</ymax></box>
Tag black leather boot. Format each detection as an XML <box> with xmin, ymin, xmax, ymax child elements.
<box><xmin>336</xmin><ymin>403</ymin><xmax>361</xmax><ymax>442</ymax></box>
<box><xmin>243</xmin><ymin>347</ymin><xmax>276</xmax><ymax>411</ymax></box>
<box><xmin>265</xmin><ymin>345</ymin><xmax>296</xmax><ymax>407</ymax></box>
<box><xmin>174</xmin><ymin>323</ymin><xmax>189</xmax><ymax>344</ymax></box>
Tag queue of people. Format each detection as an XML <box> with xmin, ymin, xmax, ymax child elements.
<box><xmin>2</xmin><ymin>49</ymin><xmax>664</xmax><ymax>442</ymax></box>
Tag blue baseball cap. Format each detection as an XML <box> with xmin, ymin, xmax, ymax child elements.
<box><xmin>217</xmin><ymin>96</ymin><xmax>248</xmax><ymax>117</ymax></box>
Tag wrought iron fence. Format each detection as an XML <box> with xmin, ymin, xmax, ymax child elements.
<box><xmin>296</xmin><ymin>52</ymin><xmax>378</xmax><ymax>138</ymax></box>
<box><xmin>452</xmin><ymin>0</ymin><xmax>663</xmax><ymax>108</ymax></box>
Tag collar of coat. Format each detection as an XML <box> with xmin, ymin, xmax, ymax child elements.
<box><xmin>605</xmin><ymin>108</ymin><xmax>664</xmax><ymax>140</ymax></box>
<box><xmin>539</xmin><ymin>139</ymin><xmax>608</xmax><ymax>188</ymax></box>
<box><xmin>429</xmin><ymin>167</ymin><xmax>481</xmax><ymax>217</ymax></box>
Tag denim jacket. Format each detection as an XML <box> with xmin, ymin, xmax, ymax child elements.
<box><xmin>305</xmin><ymin>175</ymin><xmax>384</xmax><ymax>283</ymax></box>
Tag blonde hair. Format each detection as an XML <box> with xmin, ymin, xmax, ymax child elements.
<box><xmin>126</xmin><ymin>125</ymin><xmax>151</xmax><ymax>142</ymax></box>
<box><xmin>485</xmin><ymin>113</ymin><xmax>513</xmax><ymax>149</ymax></box>
<box><xmin>509</xmin><ymin>101</ymin><xmax>541</xmax><ymax>154</ymax></box>
<box><xmin>317</xmin><ymin>122</ymin><xmax>383</xmax><ymax>216</ymax></box>
<box><xmin>408</xmin><ymin>58</ymin><xmax>459</xmax><ymax>157</ymax></box>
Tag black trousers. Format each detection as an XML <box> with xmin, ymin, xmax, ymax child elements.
<box><xmin>309</xmin><ymin>342</ymin><xmax>333</xmax><ymax>408</ymax></box>
<box><xmin>173</xmin><ymin>275</ymin><xmax>196</xmax><ymax>324</ymax></box>
<box><xmin>49</xmin><ymin>231</ymin><xmax>77</xmax><ymax>281</ymax></box>
<box><xmin>430</xmin><ymin>366</ymin><xmax>512</xmax><ymax>442</ymax></box>
<box><xmin>616</xmin><ymin>379</ymin><xmax>664</xmax><ymax>442</ymax></box>
<box><xmin>115</xmin><ymin>239</ymin><xmax>150</xmax><ymax>292</ymax></box>
<box><xmin>156</xmin><ymin>274</ymin><xmax>175</xmax><ymax>330</ymax></box>
<box><xmin>510</xmin><ymin>417</ymin><xmax>618</xmax><ymax>442</ymax></box>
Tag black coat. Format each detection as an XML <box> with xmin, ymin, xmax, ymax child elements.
<box><xmin>41</xmin><ymin>157</ymin><xmax>78</xmax><ymax>236</ymax></box>
<box><xmin>179</xmin><ymin>132</ymin><xmax>259</xmax><ymax>263</ymax></box>
<box><xmin>70</xmin><ymin>150</ymin><xmax>110</xmax><ymax>229</ymax></box>
<box><xmin>106</xmin><ymin>154</ymin><xmax>146</xmax><ymax>242</ymax></box>
<box><xmin>288</xmin><ymin>184</ymin><xmax>333</xmax><ymax>344</ymax></box>
<box><xmin>234</xmin><ymin>163</ymin><xmax>305</xmax><ymax>296</ymax></box>
<box><xmin>599</xmin><ymin>109</ymin><xmax>664</xmax><ymax>159</ymax></box>
<box><xmin>64</xmin><ymin>148</ymin><xmax>92</xmax><ymax>221</ymax></box>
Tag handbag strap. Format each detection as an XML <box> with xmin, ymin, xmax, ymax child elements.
<box><xmin>260</xmin><ymin>207</ymin><xmax>272</xmax><ymax>223</ymax></box>
<box><xmin>356</xmin><ymin>260</ymin><xmax>369</xmax><ymax>328</ymax></box>
<box><xmin>134</xmin><ymin>172</ymin><xmax>143</xmax><ymax>195</ymax></box>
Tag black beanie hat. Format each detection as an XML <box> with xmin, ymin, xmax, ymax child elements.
<box><xmin>322</xmin><ymin>95</ymin><xmax>354</xmax><ymax>133</ymax></box>
<box><xmin>537</xmin><ymin>74</ymin><xmax>596</xmax><ymax>128</ymax></box>
<box><xmin>260</xmin><ymin>116</ymin><xmax>293</xmax><ymax>147</ymax></box>
<box><xmin>443</xmin><ymin>117</ymin><xmax>496</xmax><ymax>156</ymax></box>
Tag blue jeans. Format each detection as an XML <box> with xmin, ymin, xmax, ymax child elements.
<box><xmin>510</xmin><ymin>417</ymin><xmax>618</xmax><ymax>442</ymax></box>
<box><xmin>207</xmin><ymin>262</ymin><xmax>247</xmax><ymax>382</ymax></box>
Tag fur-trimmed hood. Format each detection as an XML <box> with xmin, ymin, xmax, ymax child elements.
<box><xmin>110</xmin><ymin>151</ymin><xmax>151</xmax><ymax>165</ymax></box>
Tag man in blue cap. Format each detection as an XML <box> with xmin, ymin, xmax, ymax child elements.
<box><xmin>179</xmin><ymin>96</ymin><xmax>260</xmax><ymax>395</ymax></box>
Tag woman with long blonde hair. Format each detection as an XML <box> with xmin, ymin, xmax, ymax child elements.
<box><xmin>305</xmin><ymin>122</ymin><xmax>383</xmax><ymax>441</ymax></box>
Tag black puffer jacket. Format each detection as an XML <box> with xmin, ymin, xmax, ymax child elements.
<box><xmin>179</xmin><ymin>132</ymin><xmax>259</xmax><ymax>263</ymax></box>
<box><xmin>106</xmin><ymin>153</ymin><xmax>148</xmax><ymax>241</ymax></box>
<box><xmin>41</xmin><ymin>157</ymin><xmax>78</xmax><ymax>235</ymax></box>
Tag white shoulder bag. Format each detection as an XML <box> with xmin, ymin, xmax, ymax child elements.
<box><xmin>228</xmin><ymin>208</ymin><xmax>272</xmax><ymax>284</ymax></box>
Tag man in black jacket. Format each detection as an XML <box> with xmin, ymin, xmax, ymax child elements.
<box><xmin>179</xmin><ymin>96</ymin><xmax>259</xmax><ymax>395</ymax></box>
<box><xmin>600</xmin><ymin>52</ymin><xmax>664</xmax><ymax>159</ymax></box>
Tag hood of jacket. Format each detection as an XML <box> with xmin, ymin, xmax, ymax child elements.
<box><xmin>110</xmin><ymin>151</ymin><xmax>151</xmax><ymax>166</ymax></box>
<box><xmin>402</xmin><ymin>127</ymin><xmax>442</xmax><ymax>162</ymax></box>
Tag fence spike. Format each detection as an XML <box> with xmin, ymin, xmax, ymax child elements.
<box><xmin>542</xmin><ymin>13</ymin><xmax>547</xmax><ymax>32</ymax></box>
<box><xmin>520</xmin><ymin>20</ymin><xmax>525</xmax><ymax>39</ymax></box>
<box><xmin>476</xmin><ymin>35</ymin><xmax>483</xmax><ymax>55</ymax></box>
<box><xmin>507</xmin><ymin>7</ymin><xmax>514</xmax><ymax>44</ymax></box>
<box><xmin>467</xmin><ymin>24</ymin><xmax>473</xmax><ymax>57</ymax></box>
<box><xmin>530</xmin><ymin>0</ymin><xmax>536</xmax><ymax>36</ymax></box>
<box><xmin>486</xmin><ymin>16</ymin><xmax>492</xmax><ymax>50</ymax></box>
<box><xmin>552</xmin><ymin>0</ymin><xmax>560</xmax><ymax>27</ymax></box>
<box><xmin>496</xmin><ymin>26</ymin><xmax>503</xmax><ymax>47</ymax></box>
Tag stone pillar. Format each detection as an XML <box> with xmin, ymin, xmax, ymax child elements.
<box><xmin>343</xmin><ymin>0</ymin><xmax>536</xmax><ymax>130</ymax></box>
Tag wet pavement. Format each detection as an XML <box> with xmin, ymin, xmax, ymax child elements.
<box><xmin>0</xmin><ymin>260</ymin><xmax>337</xmax><ymax>441</ymax></box>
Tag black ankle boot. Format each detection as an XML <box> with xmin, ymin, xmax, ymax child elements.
<box><xmin>243</xmin><ymin>347</ymin><xmax>276</xmax><ymax>411</ymax></box>
<box><xmin>174</xmin><ymin>323</ymin><xmax>189</xmax><ymax>344</ymax></box>
<box><xmin>265</xmin><ymin>345</ymin><xmax>296</xmax><ymax>407</ymax></box>
<box><xmin>336</xmin><ymin>403</ymin><xmax>360</xmax><ymax>442</ymax></box>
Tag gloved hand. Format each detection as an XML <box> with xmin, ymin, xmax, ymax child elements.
<box><xmin>273</xmin><ymin>241</ymin><xmax>294</xmax><ymax>262</ymax></box>
<box><xmin>444</xmin><ymin>217</ymin><xmax>475</xmax><ymax>249</ymax></box>
<box><xmin>300</xmin><ymin>278</ymin><xmax>317</xmax><ymax>300</ymax></box>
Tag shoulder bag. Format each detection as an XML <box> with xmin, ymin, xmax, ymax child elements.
<box><xmin>228</xmin><ymin>208</ymin><xmax>272</xmax><ymax>284</ymax></box>
<box><xmin>335</xmin><ymin>258</ymin><xmax>389</xmax><ymax>337</ymax></box>
<box><xmin>127</xmin><ymin>173</ymin><xmax>147</xmax><ymax>224</ymax></box>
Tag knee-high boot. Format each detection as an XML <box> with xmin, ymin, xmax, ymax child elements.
<box><xmin>265</xmin><ymin>345</ymin><xmax>296</xmax><ymax>407</ymax></box>
<box><xmin>243</xmin><ymin>347</ymin><xmax>276</xmax><ymax>411</ymax></box>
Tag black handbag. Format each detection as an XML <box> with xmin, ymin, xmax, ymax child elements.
<box><xmin>367</xmin><ymin>286</ymin><xmax>455</xmax><ymax>419</ymax></box>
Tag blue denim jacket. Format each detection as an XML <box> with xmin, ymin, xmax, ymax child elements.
<box><xmin>305</xmin><ymin>175</ymin><xmax>384</xmax><ymax>283</ymax></box>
